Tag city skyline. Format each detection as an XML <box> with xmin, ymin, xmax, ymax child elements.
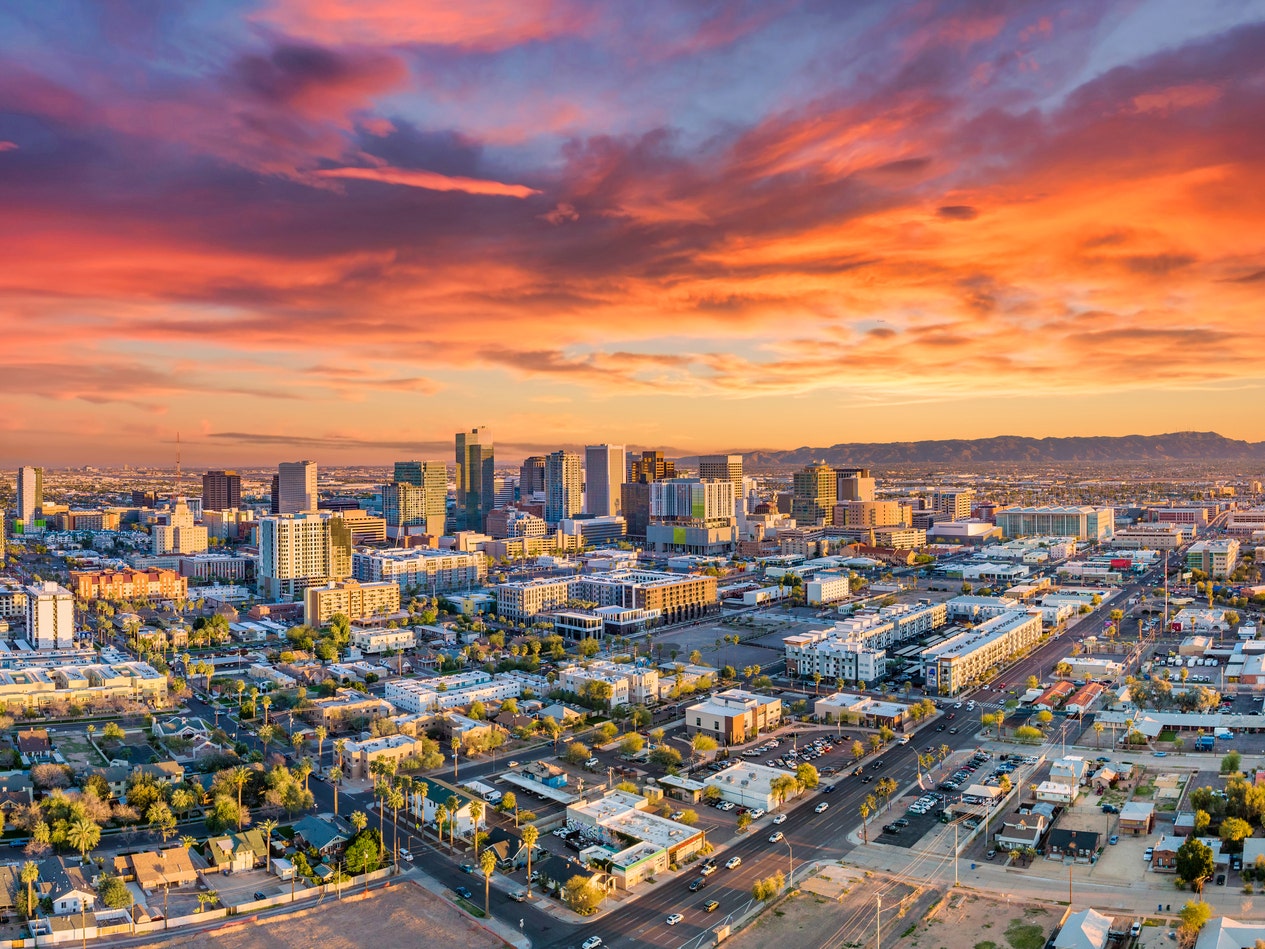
<box><xmin>3</xmin><ymin>2</ymin><xmax>1265</xmax><ymax>464</ymax></box>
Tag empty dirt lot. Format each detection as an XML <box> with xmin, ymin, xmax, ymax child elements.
<box><xmin>129</xmin><ymin>881</ymin><xmax>510</xmax><ymax>949</ymax></box>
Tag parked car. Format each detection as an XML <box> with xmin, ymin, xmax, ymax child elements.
<box><xmin>455</xmin><ymin>886</ymin><xmax>473</xmax><ymax>900</ymax></box>
<box><xmin>460</xmin><ymin>863</ymin><xmax>475</xmax><ymax>874</ymax></box>
<box><xmin>1109</xmin><ymin>836</ymin><xmax>1120</xmax><ymax>845</ymax></box>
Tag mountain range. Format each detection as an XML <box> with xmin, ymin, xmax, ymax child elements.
<box><xmin>718</xmin><ymin>432</ymin><xmax>1265</xmax><ymax>469</ymax></box>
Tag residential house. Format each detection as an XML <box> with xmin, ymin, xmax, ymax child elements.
<box><xmin>151</xmin><ymin>716</ymin><xmax>213</xmax><ymax>742</ymax></box>
<box><xmin>127</xmin><ymin>847</ymin><xmax>198</xmax><ymax>891</ymax></box>
<box><xmin>38</xmin><ymin>858</ymin><xmax>95</xmax><ymax>915</ymax></box>
<box><xmin>1174</xmin><ymin>812</ymin><xmax>1197</xmax><ymax>836</ymax></box>
<box><xmin>408</xmin><ymin>776</ymin><xmax>485</xmax><ymax>838</ymax></box>
<box><xmin>0</xmin><ymin>771</ymin><xmax>34</xmax><ymax>814</ymax></box>
<box><xmin>1045</xmin><ymin>828</ymin><xmax>1099</xmax><ymax>861</ymax></box>
<box><xmin>1053</xmin><ymin>909</ymin><xmax>1112</xmax><ymax>949</ymax></box>
<box><xmin>536</xmin><ymin>703</ymin><xmax>585</xmax><ymax>727</ymax></box>
<box><xmin>1118</xmin><ymin>801</ymin><xmax>1155</xmax><ymax>836</ymax></box>
<box><xmin>205</xmin><ymin>830</ymin><xmax>267</xmax><ymax>873</ymax></box>
<box><xmin>1195</xmin><ymin>917</ymin><xmax>1265</xmax><ymax>949</ymax></box>
<box><xmin>1152</xmin><ymin>833</ymin><xmax>1182</xmax><ymax>872</ymax></box>
<box><xmin>1092</xmin><ymin>768</ymin><xmax>1118</xmax><ymax>793</ymax></box>
<box><xmin>994</xmin><ymin>816</ymin><xmax>1047</xmax><ymax>851</ymax></box>
<box><xmin>1033</xmin><ymin>681</ymin><xmax>1075</xmax><ymax>711</ymax></box>
<box><xmin>293</xmin><ymin>814</ymin><xmax>353</xmax><ymax>855</ymax></box>
<box><xmin>16</xmin><ymin>728</ymin><xmax>54</xmax><ymax>764</ymax></box>
<box><xmin>0</xmin><ymin>864</ymin><xmax>20</xmax><ymax>923</ymax></box>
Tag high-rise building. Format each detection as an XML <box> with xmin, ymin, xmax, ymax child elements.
<box><xmin>455</xmin><ymin>428</ymin><xmax>494</xmax><ymax>531</ymax></box>
<box><xmin>384</xmin><ymin>461</ymin><xmax>447</xmax><ymax>537</ymax></box>
<box><xmin>699</xmin><ymin>454</ymin><xmax>744</xmax><ymax>520</ymax></box>
<box><xmin>584</xmin><ymin>445</ymin><xmax>625</xmax><ymax>517</ymax></box>
<box><xmin>792</xmin><ymin>462</ymin><xmax>837</xmax><ymax>526</ymax></box>
<box><xmin>276</xmin><ymin>460</ymin><xmax>318</xmax><ymax>514</ymax></box>
<box><xmin>269</xmin><ymin>475</ymin><xmax>280</xmax><ymax>514</ymax></box>
<box><xmin>202</xmin><ymin>470</ymin><xmax>242</xmax><ymax>512</ymax></box>
<box><xmin>258</xmin><ymin>512</ymin><xmax>353</xmax><ymax>600</ymax></box>
<box><xmin>519</xmin><ymin>456</ymin><xmax>546</xmax><ymax>499</ymax></box>
<box><xmin>647</xmin><ymin>477</ymin><xmax>737</xmax><ymax>556</ymax></box>
<box><xmin>16</xmin><ymin>466</ymin><xmax>43</xmax><ymax>528</ymax></box>
<box><xmin>835</xmin><ymin>467</ymin><xmax>876</xmax><ymax>502</ymax></box>
<box><xmin>152</xmin><ymin>497</ymin><xmax>209</xmax><ymax>555</ymax></box>
<box><xmin>25</xmin><ymin>580</ymin><xmax>75</xmax><ymax>649</ymax></box>
<box><xmin>621</xmin><ymin>450</ymin><xmax>678</xmax><ymax>539</ymax></box>
<box><xmin>545</xmin><ymin>450</ymin><xmax>583</xmax><ymax>525</ymax></box>
<box><xmin>934</xmin><ymin>488</ymin><xmax>976</xmax><ymax>521</ymax></box>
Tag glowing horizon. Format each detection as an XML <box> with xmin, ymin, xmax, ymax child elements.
<box><xmin>3</xmin><ymin>2</ymin><xmax>1265</xmax><ymax>465</ymax></box>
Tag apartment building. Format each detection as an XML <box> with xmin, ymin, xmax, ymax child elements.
<box><xmin>25</xmin><ymin>581</ymin><xmax>75</xmax><ymax>649</ymax></box>
<box><xmin>576</xmin><ymin>570</ymin><xmax>718</xmax><ymax>625</ymax></box>
<box><xmin>349</xmin><ymin>627</ymin><xmax>416</xmax><ymax>655</ymax></box>
<box><xmin>303</xmin><ymin>578</ymin><xmax>401</xmax><ymax>627</ymax></box>
<box><xmin>833</xmin><ymin>500</ymin><xmax>909</xmax><ymax>528</ymax></box>
<box><xmin>805</xmin><ymin>571</ymin><xmax>849</xmax><ymax>605</ymax></box>
<box><xmin>495</xmin><ymin>577</ymin><xmax>576</xmax><ymax>624</ymax></box>
<box><xmin>384</xmin><ymin>670</ymin><xmax>549</xmax><ymax>714</ymax></box>
<box><xmin>352</xmin><ymin>548</ymin><xmax>486</xmax><ymax>594</ymax></box>
<box><xmin>686</xmin><ymin>689</ymin><xmax>782</xmax><ymax>745</ymax></box>
<box><xmin>257</xmin><ymin>512</ymin><xmax>352</xmax><ymax>600</ymax></box>
<box><xmin>921</xmin><ymin>610</ymin><xmax>1043</xmax><ymax>695</ymax></box>
<box><xmin>557</xmin><ymin>661</ymin><xmax>659</xmax><ymax>706</ymax></box>
<box><xmin>646</xmin><ymin>478</ymin><xmax>737</xmax><ymax>556</ymax></box>
<box><xmin>69</xmin><ymin>568</ymin><xmax>188</xmax><ymax>602</ymax></box>
<box><xmin>342</xmin><ymin>734</ymin><xmax>436</xmax><ymax>779</ymax></box>
<box><xmin>784</xmin><ymin>637</ymin><xmax>886</xmax><ymax>684</ymax></box>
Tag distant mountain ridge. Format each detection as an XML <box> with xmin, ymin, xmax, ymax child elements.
<box><xmin>720</xmin><ymin>432</ymin><xmax>1265</xmax><ymax>469</ymax></box>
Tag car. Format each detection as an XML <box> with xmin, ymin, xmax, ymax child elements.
<box><xmin>583</xmin><ymin>938</ymin><xmax>604</xmax><ymax>949</ymax></box>
<box><xmin>898</xmin><ymin>737</ymin><xmax>910</xmax><ymax>745</ymax></box>
<box><xmin>893</xmin><ymin>818</ymin><xmax>909</xmax><ymax>827</ymax></box>
<box><xmin>749</xmin><ymin>809</ymin><xmax>765</xmax><ymax>820</ymax></box>
<box><xmin>726</xmin><ymin>857</ymin><xmax>742</xmax><ymax>869</ymax></box>
<box><xmin>862</xmin><ymin>775</ymin><xmax>873</xmax><ymax>783</ymax></box>
<box><xmin>455</xmin><ymin>886</ymin><xmax>473</xmax><ymax>900</ymax></box>
<box><xmin>718</xmin><ymin>801</ymin><xmax>735</xmax><ymax>811</ymax></box>
<box><xmin>704</xmin><ymin>899</ymin><xmax>720</xmax><ymax>912</ymax></box>
<box><xmin>1102</xmin><ymin>804</ymin><xmax>1119</xmax><ymax>814</ymax></box>
<box><xmin>400</xmin><ymin>849</ymin><xmax>414</xmax><ymax>862</ymax></box>
<box><xmin>1153</xmin><ymin>751</ymin><xmax>1168</xmax><ymax>757</ymax></box>
<box><xmin>688</xmin><ymin>876</ymin><xmax>709</xmax><ymax>892</ymax></box>
<box><xmin>1109</xmin><ymin>835</ymin><xmax>1120</xmax><ymax>845</ymax></box>
<box><xmin>769</xmin><ymin>831</ymin><xmax>785</xmax><ymax>843</ymax></box>
<box><xmin>667</xmin><ymin>913</ymin><xmax>684</xmax><ymax>926</ymax></box>
<box><xmin>509</xmin><ymin>889</ymin><xmax>528</xmax><ymax>902</ymax></box>
<box><xmin>954</xmin><ymin>703</ymin><xmax>963</xmax><ymax>709</ymax></box>
<box><xmin>700</xmin><ymin>863</ymin><xmax>717</xmax><ymax>876</ymax></box>
<box><xmin>772</xmin><ymin>814</ymin><xmax>787</xmax><ymax>824</ymax></box>
<box><xmin>986</xmin><ymin>849</ymin><xmax>997</xmax><ymax>859</ymax></box>
<box><xmin>949</xmin><ymin>727</ymin><xmax>959</xmax><ymax>734</ymax></box>
<box><xmin>936</xmin><ymin>724</ymin><xmax>946</xmax><ymax>731</ymax></box>
<box><xmin>815</xmin><ymin>802</ymin><xmax>830</xmax><ymax>813</ymax></box>
<box><xmin>460</xmin><ymin>864</ymin><xmax>475</xmax><ymax>874</ymax></box>
<box><xmin>1130</xmin><ymin>923</ymin><xmax>1142</xmax><ymax>938</ymax></box>
<box><xmin>824</xmin><ymin>784</ymin><xmax>836</xmax><ymax>793</ymax></box>
<box><xmin>254</xmin><ymin>891</ymin><xmax>268</xmax><ymax>901</ymax></box>
<box><xmin>1144</xmin><ymin>848</ymin><xmax>1154</xmax><ymax>861</ymax></box>
<box><xmin>671</xmin><ymin>811</ymin><xmax>686</xmax><ymax>821</ymax></box>
<box><xmin>1217</xmin><ymin>873</ymin><xmax>1227</xmax><ymax>886</ymax></box>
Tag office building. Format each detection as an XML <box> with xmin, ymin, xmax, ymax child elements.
<box><xmin>934</xmin><ymin>488</ymin><xmax>976</xmax><ymax>521</ymax></box>
<box><xmin>519</xmin><ymin>456</ymin><xmax>546</xmax><ymax>499</ymax></box>
<box><xmin>561</xmin><ymin>515</ymin><xmax>628</xmax><ymax>545</ymax></box>
<box><xmin>646</xmin><ymin>478</ymin><xmax>737</xmax><ymax>555</ymax></box>
<box><xmin>792</xmin><ymin>462</ymin><xmax>836</xmax><ymax>526</ymax></box>
<box><xmin>201</xmin><ymin>470</ymin><xmax>241</xmax><ymax>512</ymax></box>
<box><xmin>303</xmin><ymin>578</ymin><xmax>401</xmax><ymax>627</ymax></box>
<box><xmin>455</xmin><ymin>428</ymin><xmax>494</xmax><ymax>531</ymax></box>
<box><xmin>1187</xmin><ymin>538</ymin><xmax>1240</xmax><ymax>579</ymax></box>
<box><xmin>686</xmin><ymin>689</ymin><xmax>782</xmax><ymax>745</ymax></box>
<box><xmin>699</xmin><ymin>454</ymin><xmax>744</xmax><ymax>519</ymax></box>
<box><xmin>834</xmin><ymin>500</ymin><xmax>910</xmax><ymax>528</ymax></box>
<box><xmin>16</xmin><ymin>466</ymin><xmax>43</xmax><ymax>528</ymax></box>
<box><xmin>584</xmin><ymin>445</ymin><xmax>625</xmax><ymax>517</ymax></box>
<box><xmin>486</xmin><ymin>507</ymin><xmax>549</xmax><ymax>539</ymax></box>
<box><xmin>276</xmin><ymin>461</ymin><xmax>318</xmax><ymax>514</ymax></box>
<box><xmin>545</xmin><ymin>450</ymin><xmax>583</xmax><ymax>525</ymax></box>
<box><xmin>621</xmin><ymin>451</ymin><xmax>678</xmax><ymax>539</ymax></box>
<box><xmin>995</xmin><ymin>506</ymin><xmax>1115</xmax><ymax>542</ymax></box>
<box><xmin>25</xmin><ymin>581</ymin><xmax>76</xmax><ymax>649</ymax></box>
<box><xmin>836</xmin><ymin>467</ymin><xmax>876</xmax><ymax>502</ymax></box>
<box><xmin>257</xmin><ymin>512</ymin><xmax>353</xmax><ymax>600</ymax></box>
<box><xmin>151</xmin><ymin>498</ymin><xmax>208</xmax><ymax>555</ymax></box>
<box><xmin>382</xmin><ymin>461</ymin><xmax>446</xmax><ymax>538</ymax></box>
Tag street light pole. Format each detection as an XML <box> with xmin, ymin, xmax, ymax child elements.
<box><xmin>876</xmin><ymin>895</ymin><xmax>882</xmax><ymax>949</ymax></box>
<box><xmin>784</xmin><ymin>838</ymin><xmax>794</xmax><ymax>882</ymax></box>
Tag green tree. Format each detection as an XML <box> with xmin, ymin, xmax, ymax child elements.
<box><xmin>1178</xmin><ymin>900</ymin><xmax>1212</xmax><ymax>947</ymax></box>
<box><xmin>20</xmin><ymin>861</ymin><xmax>39</xmax><ymax>919</ymax></box>
<box><xmin>619</xmin><ymin>733</ymin><xmax>645</xmax><ymax>756</ymax></box>
<box><xmin>522</xmin><ymin>824</ymin><xmax>540</xmax><ymax>898</ymax></box>
<box><xmin>66</xmin><ymin>817</ymin><xmax>101</xmax><ymax>860</ymax></box>
<box><xmin>562</xmin><ymin>874</ymin><xmax>604</xmax><ymax>915</ymax></box>
<box><xmin>97</xmin><ymin>873</ymin><xmax>132</xmax><ymax>909</ymax></box>
<box><xmin>349</xmin><ymin>810</ymin><xmax>368</xmax><ymax>833</ymax></box>
<box><xmin>795</xmin><ymin>762</ymin><xmax>820</xmax><ymax>790</ymax></box>
<box><xmin>1193</xmin><ymin>809</ymin><xmax>1212</xmax><ymax>836</ymax></box>
<box><xmin>1222</xmin><ymin>751</ymin><xmax>1243</xmax><ymax>774</ymax></box>
<box><xmin>1220</xmin><ymin>816</ymin><xmax>1253</xmax><ymax>852</ymax></box>
<box><xmin>1176</xmin><ymin>838</ymin><xmax>1215</xmax><ymax>893</ymax></box>
<box><xmin>564</xmin><ymin>742</ymin><xmax>590</xmax><ymax>766</ymax></box>
<box><xmin>481</xmin><ymin>847</ymin><xmax>497</xmax><ymax>915</ymax></box>
<box><xmin>690</xmin><ymin>733</ymin><xmax>718</xmax><ymax>767</ymax></box>
<box><xmin>345</xmin><ymin>829</ymin><xmax>383</xmax><ymax>877</ymax></box>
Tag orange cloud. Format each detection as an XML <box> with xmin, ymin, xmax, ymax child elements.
<box><xmin>314</xmin><ymin>165</ymin><xmax>541</xmax><ymax>197</ymax></box>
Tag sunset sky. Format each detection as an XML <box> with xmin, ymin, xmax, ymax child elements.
<box><xmin>3</xmin><ymin>1</ymin><xmax>1265</xmax><ymax>466</ymax></box>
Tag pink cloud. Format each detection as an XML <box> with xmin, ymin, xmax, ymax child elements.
<box><xmin>0</xmin><ymin>141</ymin><xmax>17</xmax><ymax>152</ymax></box>
<box><xmin>314</xmin><ymin>165</ymin><xmax>541</xmax><ymax>197</ymax></box>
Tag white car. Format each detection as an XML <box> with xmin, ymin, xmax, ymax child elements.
<box><xmin>898</xmin><ymin>737</ymin><xmax>910</xmax><ymax>745</ymax></box>
<box><xmin>769</xmin><ymin>831</ymin><xmax>784</xmax><ymax>843</ymax></box>
<box><xmin>815</xmin><ymin>802</ymin><xmax>830</xmax><ymax>814</ymax></box>
<box><xmin>583</xmin><ymin>938</ymin><xmax>604</xmax><ymax>949</ymax></box>
<box><xmin>667</xmin><ymin>914</ymin><xmax>684</xmax><ymax>926</ymax></box>
<box><xmin>399</xmin><ymin>849</ymin><xmax>413</xmax><ymax>862</ymax></box>
<box><xmin>772</xmin><ymin>814</ymin><xmax>787</xmax><ymax>824</ymax></box>
<box><xmin>725</xmin><ymin>857</ymin><xmax>742</xmax><ymax>869</ymax></box>
<box><xmin>749</xmin><ymin>808</ymin><xmax>765</xmax><ymax>820</ymax></box>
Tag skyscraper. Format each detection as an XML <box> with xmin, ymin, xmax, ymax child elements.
<box><xmin>647</xmin><ymin>477</ymin><xmax>737</xmax><ymax>555</ymax></box>
<box><xmin>698</xmin><ymin>454</ymin><xmax>744</xmax><ymax>520</ymax></box>
<box><xmin>276</xmin><ymin>460</ymin><xmax>318</xmax><ymax>514</ymax></box>
<box><xmin>382</xmin><ymin>460</ymin><xmax>447</xmax><ymax>537</ymax></box>
<box><xmin>202</xmin><ymin>470</ymin><xmax>242</xmax><ymax>511</ymax></box>
<box><xmin>792</xmin><ymin>462</ymin><xmax>837</xmax><ymax>526</ymax></box>
<box><xmin>455</xmin><ymin>428</ymin><xmax>494</xmax><ymax>531</ymax></box>
<box><xmin>258</xmin><ymin>512</ymin><xmax>353</xmax><ymax>600</ymax></box>
<box><xmin>621</xmin><ymin>450</ymin><xmax>677</xmax><ymax>539</ymax></box>
<box><xmin>16</xmin><ymin>466</ymin><xmax>43</xmax><ymax>528</ymax></box>
<box><xmin>584</xmin><ymin>444</ymin><xmax>625</xmax><ymax>517</ymax></box>
<box><xmin>545</xmin><ymin>450</ymin><xmax>583</xmax><ymax>525</ymax></box>
<box><xmin>25</xmin><ymin>581</ymin><xmax>75</xmax><ymax>649</ymax></box>
<box><xmin>519</xmin><ymin>456</ymin><xmax>546</xmax><ymax>499</ymax></box>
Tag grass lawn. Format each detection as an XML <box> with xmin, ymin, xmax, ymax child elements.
<box><xmin>1005</xmin><ymin>919</ymin><xmax>1046</xmax><ymax>949</ymax></box>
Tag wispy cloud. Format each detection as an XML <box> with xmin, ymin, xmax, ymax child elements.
<box><xmin>314</xmin><ymin>165</ymin><xmax>540</xmax><ymax>198</ymax></box>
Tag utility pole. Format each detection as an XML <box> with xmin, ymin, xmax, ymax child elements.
<box><xmin>876</xmin><ymin>895</ymin><xmax>882</xmax><ymax>949</ymax></box>
<box><xmin>954</xmin><ymin>823</ymin><xmax>959</xmax><ymax>886</ymax></box>
<box><xmin>1068</xmin><ymin>863</ymin><xmax>1073</xmax><ymax>906</ymax></box>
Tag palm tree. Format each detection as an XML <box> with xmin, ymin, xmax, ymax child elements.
<box><xmin>451</xmin><ymin>736</ymin><xmax>461</xmax><ymax>780</ymax></box>
<box><xmin>522</xmin><ymin>825</ymin><xmax>539</xmax><ymax>899</ymax></box>
<box><xmin>877</xmin><ymin>777</ymin><xmax>897</xmax><ymax>811</ymax></box>
<box><xmin>481</xmin><ymin>848</ymin><xmax>497</xmax><ymax>916</ymax></box>
<box><xmin>259</xmin><ymin>819</ymin><xmax>278</xmax><ymax>873</ymax></box>
<box><xmin>388</xmin><ymin>785</ymin><xmax>404</xmax><ymax>860</ymax></box>
<box><xmin>435</xmin><ymin>805</ymin><xmax>450</xmax><ymax>849</ymax></box>
<box><xmin>20</xmin><ymin>861</ymin><xmax>38</xmax><ymax>918</ymax></box>
<box><xmin>417</xmin><ymin>781</ymin><xmax>430</xmax><ymax>832</ymax></box>
<box><xmin>261</xmin><ymin>695</ymin><xmax>272</xmax><ymax>724</ymax></box>
<box><xmin>1094</xmin><ymin>721</ymin><xmax>1105</xmax><ymax>748</ymax></box>
<box><xmin>446</xmin><ymin>795</ymin><xmax>460</xmax><ymax>849</ymax></box>
<box><xmin>230</xmin><ymin>766</ymin><xmax>251</xmax><ymax>830</ymax></box>
<box><xmin>859</xmin><ymin>800</ymin><xmax>872</xmax><ymax>845</ymax></box>
<box><xmin>329</xmin><ymin>766</ymin><xmax>343</xmax><ymax>815</ymax></box>
<box><xmin>180</xmin><ymin>835</ymin><xmax>197</xmax><ymax>851</ymax></box>
<box><xmin>314</xmin><ymin>725</ymin><xmax>328</xmax><ymax>770</ymax></box>
<box><xmin>335</xmin><ymin>738</ymin><xmax>347</xmax><ymax>772</ymax></box>
<box><xmin>469</xmin><ymin>800</ymin><xmax>485</xmax><ymax>855</ymax></box>
<box><xmin>349</xmin><ymin>810</ymin><xmax>368</xmax><ymax>834</ymax></box>
<box><xmin>197</xmin><ymin>891</ymin><xmax>218</xmax><ymax>913</ymax></box>
<box><xmin>67</xmin><ymin>817</ymin><xmax>101</xmax><ymax>860</ymax></box>
<box><xmin>297</xmin><ymin>758</ymin><xmax>313</xmax><ymax>794</ymax></box>
<box><xmin>235</xmin><ymin>679</ymin><xmax>246</xmax><ymax>710</ymax></box>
